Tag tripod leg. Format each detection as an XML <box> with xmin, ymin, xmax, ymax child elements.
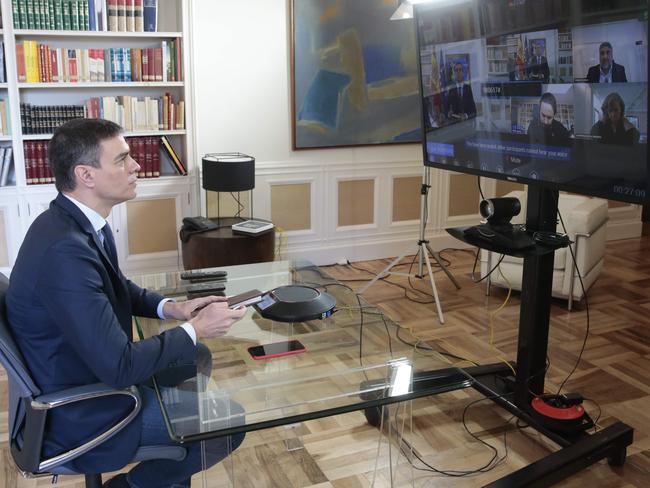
<box><xmin>422</xmin><ymin>245</ymin><xmax>445</xmax><ymax>324</ymax></box>
<box><xmin>358</xmin><ymin>246</ymin><xmax>414</xmax><ymax>295</ymax></box>
<box><xmin>425</xmin><ymin>243</ymin><xmax>461</xmax><ymax>290</ymax></box>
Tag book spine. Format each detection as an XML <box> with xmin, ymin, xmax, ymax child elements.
<box><xmin>48</xmin><ymin>0</ymin><xmax>55</xmax><ymax>29</ymax></box>
<box><xmin>117</xmin><ymin>0</ymin><xmax>125</xmax><ymax>31</ymax></box>
<box><xmin>18</xmin><ymin>0</ymin><xmax>28</xmax><ymax>28</ymax></box>
<box><xmin>72</xmin><ymin>0</ymin><xmax>80</xmax><ymax>30</ymax></box>
<box><xmin>62</xmin><ymin>0</ymin><xmax>71</xmax><ymax>30</ymax></box>
<box><xmin>134</xmin><ymin>0</ymin><xmax>142</xmax><ymax>32</ymax></box>
<box><xmin>107</xmin><ymin>0</ymin><xmax>117</xmax><ymax>31</ymax></box>
<box><xmin>143</xmin><ymin>0</ymin><xmax>155</xmax><ymax>32</ymax></box>
<box><xmin>153</xmin><ymin>47</ymin><xmax>162</xmax><ymax>81</ymax></box>
<box><xmin>123</xmin><ymin>47</ymin><xmax>131</xmax><ymax>81</ymax></box>
<box><xmin>152</xmin><ymin>137</ymin><xmax>159</xmax><ymax>177</ymax></box>
<box><xmin>12</xmin><ymin>0</ymin><xmax>20</xmax><ymax>29</ymax></box>
<box><xmin>144</xmin><ymin>136</ymin><xmax>152</xmax><ymax>177</ymax></box>
<box><xmin>26</xmin><ymin>0</ymin><xmax>35</xmax><ymax>29</ymax></box>
<box><xmin>126</xmin><ymin>0</ymin><xmax>134</xmax><ymax>31</ymax></box>
<box><xmin>88</xmin><ymin>0</ymin><xmax>96</xmax><ymax>30</ymax></box>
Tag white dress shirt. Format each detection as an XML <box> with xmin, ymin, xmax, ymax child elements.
<box><xmin>62</xmin><ymin>193</ymin><xmax>197</xmax><ymax>344</ymax></box>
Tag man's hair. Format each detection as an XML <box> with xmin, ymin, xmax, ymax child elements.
<box><xmin>599</xmin><ymin>41</ymin><xmax>613</xmax><ymax>52</ymax></box>
<box><xmin>602</xmin><ymin>92</ymin><xmax>625</xmax><ymax>116</ymax></box>
<box><xmin>48</xmin><ymin>118</ymin><xmax>123</xmax><ymax>192</ymax></box>
<box><xmin>539</xmin><ymin>92</ymin><xmax>557</xmax><ymax>115</ymax></box>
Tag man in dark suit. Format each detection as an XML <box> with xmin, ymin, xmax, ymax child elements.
<box><xmin>6</xmin><ymin>119</ymin><xmax>247</xmax><ymax>487</ymax></box>
<box><xmin>447</xmin><ymin>62</ymin><xmax>477</xmax><ymax>121</ymax></box>
<box><xmin>527</xmin><ymin>92</ymin><xmax>570</xmax><ymax>145</ymax></box>
<box><xmin>526</xmin><ymin>43</ymin><xmax>550</xmax><ymax>83</ymax></box>
<box><xmin>586</xmin><ymin>42</ymin><xmax>627</xmax><ymax>83</ymax></box>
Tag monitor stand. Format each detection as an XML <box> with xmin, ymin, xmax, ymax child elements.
<box><xmin>368</xmin><ymin>186</ymin><xmax>633</xmax><ymax>486</ymax></box>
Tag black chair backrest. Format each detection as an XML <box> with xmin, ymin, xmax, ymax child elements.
<box><xmin>0</xmin><ymin>274</ymin><xmax>41</xmax><ymax>441</ymax></box>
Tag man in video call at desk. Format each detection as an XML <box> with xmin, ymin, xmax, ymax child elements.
<box><xmin>527</xmin><ymin>92</ymin><xmax>571</xmax><ymax>145</ymax></box>
<box><xmin>447</xmin><ymin>62</ymin><xmax>477</xmax><ymax>121</ymax></box>
<box><xmin>527</xmin><ymin>43</ymin><xmax>550</xmax><ymax>83</ymax></box>
<box><xmin>6</xmin><ymin>119</ymin><xmax>247</xmax><ymax>488</ymax></box>
<box><xmin>586</xmin><ymin>41</ymin><xmax>628</xmax><ymax>83</ymax></box>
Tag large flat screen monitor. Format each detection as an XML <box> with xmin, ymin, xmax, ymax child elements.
<box><xmin>416</xmin><ymin>0</ymin><xmax>648</xmax><ymax>204</ymax></box>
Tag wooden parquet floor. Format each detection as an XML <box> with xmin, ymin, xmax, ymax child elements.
<box><xmin>2</xmin><ymin>236</ymin><xmax>650</xmax><ymax>487</ymax></box>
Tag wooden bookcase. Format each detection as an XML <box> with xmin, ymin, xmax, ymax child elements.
<box><xmin>0</xmin><ymin>0</ymin><xmax>199</xmax><ymax>275</ymax></box>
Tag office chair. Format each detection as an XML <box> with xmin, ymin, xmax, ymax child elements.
<box><xmin>0</xmin><ymin>274</ymin><xmax>188</xmax><ymax>488</ymax></box>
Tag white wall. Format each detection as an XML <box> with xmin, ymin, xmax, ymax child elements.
<box><xmin>190</xmin><ymin>0</ymin><xmax>440</xmax><ymax>265</ymax></box>
<box><xmin>191</xmin><ymin>0</ymin><xmax>422</xmax><ymax>165</ymax></box>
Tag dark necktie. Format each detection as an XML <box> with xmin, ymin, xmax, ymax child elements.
<box><xmin>100</xmin><ymin>223</ymin><xmax>118</xmax><ymax>268</ymax></box>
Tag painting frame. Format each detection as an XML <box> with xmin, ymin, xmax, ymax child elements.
<box><xmin>290</xmin><ymin>0</ymin><xmax>423</xmax><ymax>150</ymax></box>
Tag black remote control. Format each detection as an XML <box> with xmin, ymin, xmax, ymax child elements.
<box><xmin>180</xmin><ymin>270</ymin><xmax>228</xmax><ymax>282</ymax></box>
<box><xmin>187</xmin><ymin>290</ymin><xmax>226</xmax><ymax>299</ymax></box>
<box><xmin>186</xmin><ymin>282</ymin><xmax>226</xmax><ymax>294</ymax></box>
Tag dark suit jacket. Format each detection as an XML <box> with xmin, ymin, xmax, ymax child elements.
<box><xmin>447</xmin><ymin>83</ymin><xmax>476</xmax><ymax>119</ymax></box>
<box><xmin>586</xmin><ymin>62</ymin><xmax>627</xmax><ymax>83</ymax></box>
<box><xmin>526</xmin><ymin>55</ymin><xmax>550</xmax><ymax>82</ymax></box>
<box><xmin>6</xmin><ymin>194</ymin><xmax>196</xmax><ymax>473</ymax></box>
<box><xmin>527</xmin><ymin>118</ymin><xmax>570</xmax><ymax>146</ymax></box>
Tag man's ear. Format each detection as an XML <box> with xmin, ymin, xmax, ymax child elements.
<box><xmin>73</xmin><ymin>164</ymin><xmax>96</xmax><ymax>189</ymax></box>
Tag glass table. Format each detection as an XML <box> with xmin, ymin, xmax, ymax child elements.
<box><xmin>131</xmin><ymin>260</ymin><xmax>472</xmax><ymax>445</ymax></box>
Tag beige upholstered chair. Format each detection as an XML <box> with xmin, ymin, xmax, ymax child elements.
<box><xmin>480</xmin><ymin>190</ymin><xmax>608</xmax><ymax>310</ymax></box>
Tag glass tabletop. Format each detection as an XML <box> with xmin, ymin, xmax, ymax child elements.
<box><xmin>131</xmin><ymin>260</ymin><xmax>471</xmax><ymax>443</ymax></box>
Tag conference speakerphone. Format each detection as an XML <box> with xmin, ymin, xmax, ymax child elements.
<box><xmin>252</xmin><ymin>285</ymin><xmax>336</xmax><ymax>322</ymax></box>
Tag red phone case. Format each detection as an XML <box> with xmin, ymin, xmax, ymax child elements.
<box><xmin>248</xmin><ymin>342</ymin><xmax>307</xmax><ymax>360</ymax></box>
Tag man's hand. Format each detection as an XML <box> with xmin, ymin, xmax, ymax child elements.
<box><xmin>189</xmin><ymin>302</ymin><xmax>247</xmax><ymax>339</ymax></box>
<box><xmin>164</xmin><ymin>296</ymin><xmax>227</xmax><ymax>321</ymax></box>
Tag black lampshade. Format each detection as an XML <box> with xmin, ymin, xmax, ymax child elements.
<box><xmin>202</xmin><ymin>153</ymin><xmax>255</xmax><ymax>192</ymax></box>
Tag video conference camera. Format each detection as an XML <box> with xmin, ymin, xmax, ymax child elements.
<box><xmin>479</xmin><ymin>197</ymin><xmax>521</xmax><ymax>226</ymax></box>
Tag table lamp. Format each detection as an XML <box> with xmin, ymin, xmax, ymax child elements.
<box><xmin>202</xmin><ymin>152</ymin><xmax>255</xmax><ymax>223</ymax></box>
<box><xmin>202</xmin><ymin>153</ymin><xmax>273</xmax><ymax>235</ymax></box>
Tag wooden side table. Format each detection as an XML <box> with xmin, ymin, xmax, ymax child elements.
<box><xmin>180</xmin><ymin>217</ymin><xmax>275</xmax><ymax>270</ymax></box>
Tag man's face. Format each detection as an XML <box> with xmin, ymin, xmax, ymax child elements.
<box><xmin>534</xmin><ymin>45</ymin><xmax>542</xmax><ymax>57</ymax></box>
<box><xmin>539</xmin><ymin>101</ymin><xmax>555</xmax><ymax>127</ymax></box>
<box><xmin>454</xmin><ymin>64</ymin><xmax>464</xmax><ymax>82</ymax></box>
<box><xmin>92</xmin><ymin>136</ymin><xmax>140</xmax><ymax>206</ymax></box>
<box><xmin>599</xmin><ymin>46</ymin><xmax>613</xmax><ymax>70</ymax></box>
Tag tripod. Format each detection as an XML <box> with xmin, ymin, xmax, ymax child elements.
<box><xmin>359</xmin><ymin>167</ymin><xmax>460</xmax><ymax>323</ymax></box>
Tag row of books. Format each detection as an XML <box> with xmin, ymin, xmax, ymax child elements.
<box><xmin>0</xmin><ymin>147</ymin><xmax>14</xmax><ymax>187</ymax></box>
<box><xmin>126</xmin><ymin>135</ymin><xmax>186</xmax><ymax>178</ymax></box>
<box><xmin>24</xmin><ymin>134</ymin><xmax>185</xmax><ymax>185</ymax></box>
<box><xmin>20</xmin><ymin>103</ymin><xmax>85</xmax><ymax>134</ymax></box>
<box><xmin>0</xmin><ymin>100</ymin><xmax>10</xmax><ymax>136</ymax></box>
<box><xmin>24</xmin><ymin>140</ymin><xmax>54</xmax><ymax>184</ymax></box>
<box><xmin>12</xmin><ymin>0</ymin><xmax>158</xmax><ymax>32</ymax></box>
<box><xmin>85</xmin><ymin>94</ymin><xmax>184</xmax><ymax>131</ymax></box>
<box><xmin>16</xmin><ymin>41</ymin><xmax>183</xmax><ymax>83</ymax></box>
<box><xmin>20</xmin><ymin>93</ymin><xmax>183</xmax><ymax>134</ymax></box>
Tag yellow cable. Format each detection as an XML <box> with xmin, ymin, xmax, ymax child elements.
<box><xmin>488</xmin><ymin>265</ymin><xmax>517</xmax><ymax>378</ymax></box>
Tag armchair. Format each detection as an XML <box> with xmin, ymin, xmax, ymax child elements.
<box><xmin>480</xmin><ymin>190</ymin><xmax>608</xmax><ymax>310</ymax></box>
<box><xmin>0</xmin><ymin>274</ymin><xmax>187</xmax><ymax>488</ymax></box>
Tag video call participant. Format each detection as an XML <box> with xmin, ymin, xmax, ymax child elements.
<box><xmin>586</xmin><ymin>42</ymin><xmax>627</xmax><ymax>83</ymax></box>
<box><xmin>527</xmin><ymin>92</ymin><xmax>570</xmax><ymax>145</ymax></box>
<box><xmin>590</xmin><ymin>92</ymin><xmax>640</xmax><ymax>145</ymax></box>
<box><xmin>447</xmin><ymin>62</ymin><xmax>477</xmax><ymax>120</ymax></box>
<box><xmin>6</xmin><ymin>119</ymin><xmax>247</xmax><ymax>488</ymax></box>
<box><xmin>527</xmin><ymin>43</ymin><xmax>550</xmax><ymax>83</ymax></box>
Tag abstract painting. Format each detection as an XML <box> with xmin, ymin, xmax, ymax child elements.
<box><xmin>291</xmin><ymin>0</ymin><xmax>422</xmax><ymax>149</ymax></box>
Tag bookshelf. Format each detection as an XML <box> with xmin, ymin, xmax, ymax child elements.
<box><xmin>0</xmin><ymin>0</ymin><xmax>198</xmax><ymax>274</ymax></box>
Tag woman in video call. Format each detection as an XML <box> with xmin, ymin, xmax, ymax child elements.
<box><xmin>590</xmin><ymin>92</ymin><xmax>640</xmax><ymax>145</ymax></box>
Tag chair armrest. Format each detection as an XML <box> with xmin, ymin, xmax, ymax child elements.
<box><xmin>14</xmin><ymin>384</ymin><xmax>141</xmax><ymax>474</ymax></box>
<box><xmin>31</xmin><ymin>383</ymin><xmax>137</xmax><ymax>410</ymax></box>
<box><xmin>563</xmin><ymin>198</ymin><xmax>608</xmax><ymax>235</ymax></box>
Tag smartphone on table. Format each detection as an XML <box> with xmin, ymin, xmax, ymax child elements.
<box><xmin>247</xmin><ymin>340</ymin><xmax>307</xmax><ymax>360</ymax></box>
